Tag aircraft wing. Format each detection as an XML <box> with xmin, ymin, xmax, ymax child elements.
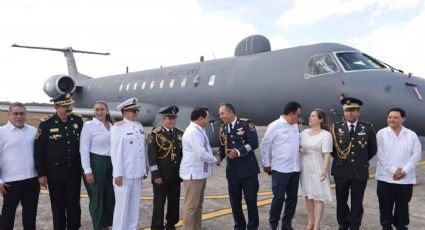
<box><xmin>0</xmin><ymin>105</ymin><xmax>122</xmax><ymax>119</ymax></box>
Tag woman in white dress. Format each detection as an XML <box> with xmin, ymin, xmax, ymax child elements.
<box><xmin>299</xmin><ymin>109</ymin><xmax>333</xmax><ymax>230</ymax></box>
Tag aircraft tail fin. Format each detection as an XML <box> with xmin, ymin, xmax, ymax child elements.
<box><xmin>11</xmin><ymin>44</ymin><xmax>109</xmax><ymax>82</ymax></box>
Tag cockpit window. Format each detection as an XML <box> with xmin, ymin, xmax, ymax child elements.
<box><xmin>335</xmin><ymin>52</ymin><xmax>386</xmax><ymax>71</ymax></box>
<box><xmin>305</xmin><ymin>54</ymin><xmax>339</xmax><ymax>78</ymax></box>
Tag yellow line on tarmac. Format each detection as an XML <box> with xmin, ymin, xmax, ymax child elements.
<box><xmin>140</xmin><ymin>160</ymin><xmax>425</xmax><ymax>229</ymax></box>
<box><xmin>40</xmin><ymin>161</ymin><xmax>425</xmax><ymax>200</ymax></box>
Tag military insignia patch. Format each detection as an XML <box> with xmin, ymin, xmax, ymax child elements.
<box><xmin>73</xmin><ymin>123</ymin><xmax>79</xmax><ymax>129</ymax></box>
<box><xmin>35</xmin><ymin>129</ymin><xmax>42</xmax><ymax>139</ymax></box>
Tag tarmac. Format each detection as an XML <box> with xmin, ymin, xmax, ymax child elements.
<box><xmin>2</xmin><ymin>126</ymin><xmax>425</xmax><ymax>230</ymax></box>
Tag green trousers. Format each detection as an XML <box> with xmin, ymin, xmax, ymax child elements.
<box><xmin>83</xmin><ymin>153</ymin><xmax>115</xmax><ymax>230</ymax></box>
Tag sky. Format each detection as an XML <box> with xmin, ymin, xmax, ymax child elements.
<box><xmin>1</xmin><ymin>0</ymin><xmax>425</xmax><ymax>103</ymax></box>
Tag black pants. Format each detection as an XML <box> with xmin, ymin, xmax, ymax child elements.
<box><xmin>377</xmin><ymin>180</ymin><xmax>413</xmax><ymax>230</ymax></box>
<box><xmin>151</xmin><ymin>181</ymin><xmax>181</xmax><ymax>230</ymax></box>
<box><xmin>228</xmin><ymin>175</ymin><xmax>259</xmax><ymax>230</ymax></box>
<box><xmin>1</xmin><ymin>177</ymin><xmax>39</xmax><ymax>230</ymax></box>
<box><xmin>269</xmin><ymin>171</ymin><xmax>300</xmax><ymax>229</ymax></box>
<box><xmin>334</xmin><ymin>177</ymin><xmax>367</xmax><ymax>229</ymax></box>
<box><xmin>48</xmin><ymin>175</ymin><xmax>81</xmax><ymax>230</ymax></box>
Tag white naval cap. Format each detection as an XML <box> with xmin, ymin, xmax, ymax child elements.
<box><xmin>116</xmin><ymin>98</ymin><xmax>140</xmax><ymax>111</ymax></box>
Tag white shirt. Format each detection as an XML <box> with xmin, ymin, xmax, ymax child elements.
<box><xmin>376</xmin><ymin>126</ymin><xmax>422</xmax><ymax>184</ymax></box>
<box><xmin>80</xmin><ymin>117</ymin><xmax>112</xmax><ymax>174</ymax></box>
<box><xmin>110</xmin><ymin>118</ymin><xmax>148</xmax><ymax>179</ymax></box>
<box><xmin>0</xmin><ymin>122</ymin><xmax>37</xmax><ymax>183</ymax></box>
<box><xmin>261</xmin><ymin>116</ymin><xmax>301</xmax><ymax>173</ymax></box>
<box><xmin>180</xmin><ymin>122</ymin><xmax>217</xmax><ymax>180</ymax></box>
<box><xmin>346</xmin><ymin>120</ymin><xmax>358</xmax><ymax>132</ymax></box>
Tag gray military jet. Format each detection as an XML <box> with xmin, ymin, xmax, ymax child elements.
<box><xmin>8</xmin><ymin>35</ymin><xmax>425</xmax><ymax>146</ymax></box>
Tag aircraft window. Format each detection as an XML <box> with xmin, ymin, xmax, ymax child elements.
<box><xmin>193</xmin><ymin>75</ymin><xmax>200</xmax><ymax>87</ymax></box>
<box><xmin>133</xmin><ymin>82</ymin><xmax>138</xmax><ymax>90</ymax></box>
<box><xmin>126</xmin><ymin>83</ymin><xmax>130</xmax><ymax>91</ymax></box>
<box><xmin>305</xmin><ymin>54</ymin><xmax>339</xmax><ymax>78</ymax></box>
<box><xmin>208</xmin><ymin>75</ymin><xmax>216</xmax><ymax>86</ymax></box>
<box><xmin>141</xmin><ymin>81</ymin><xmax>146</xmax><ymax>90</ymax></box>
<box><xmin>336</xmin><ymin>52</ymin><xmax>386</xmax><ymax>71</ymax></box>
<box><xmin>181</xmin><ymin>77</ymin><xmax>187</xmax><ymax>87</ymax></box>
<box><xmin>159</xmin><ymin>80</ymin><xmax>164</xmax><ymax>89</ymax></box>
<box><xmin>150</xmin><ymin>81</ymin><xmax>155</xmax><ymax>89</ymax></box>
<box><xmin>119</xmin><ymin>83</ymin><xmax>123</xmax><ymax>91</ymax></box>
<box><xmin>169</xmin><ymin>79</ymin><xmax>175</xmax><ymax>88</ymax></box>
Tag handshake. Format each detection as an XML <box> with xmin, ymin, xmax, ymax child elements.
<box><xmin>215</xmin><ymin>148</ymin><xmax>239</xmax><ymax>166</ymax></box>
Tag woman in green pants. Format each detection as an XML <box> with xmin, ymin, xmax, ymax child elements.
<box><xmin>80</xmin><ymin>101</ymin><xmax>115</xmax><ymax>230</ymax></box>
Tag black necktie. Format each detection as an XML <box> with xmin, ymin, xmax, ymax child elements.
<box><xmin>169</xmin><ymin>129</ymin><xmax>173</xmax><ymax>136</ymax></box>
<box><xmin>349</xmin><ymin>124</ymin><xmax>355</xmax><ymax>137</ymax></box>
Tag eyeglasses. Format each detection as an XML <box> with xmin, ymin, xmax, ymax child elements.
<box><xmin>11</xmin><ymin>112</ymin><xmax>26</xmax><ymax>116</ymax></box>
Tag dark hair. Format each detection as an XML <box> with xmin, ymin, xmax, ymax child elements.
<box><xmin>8</xmin><ymin>102</ymin><xmax>26</xmax><ymax>112</ymax></box>
<box><xmin>219</xmin><ymin>103</ymin><xmax>236</xmax><ymax>114</ymax></box>
<box><xmin>283</xmin><ymin>101</ymin><xmax>302</xmax><ymax>115</ymax></box>
<box><xmin>388</xmin><ymin>108</ymin><xmax>406</xmax><ymax>118</ymax></box>
<box><xmin>191</xmin><ymin>107</ymin><xmax>209</xmax><ymax>121</ymax></box>
<box><xmin>94</xmin><ymin>101</ymin><xmax>114</xmax><ymax>124</ymax></box>
<box><xmin>313</xmin><ymin>108</ymin><xmax>330</xmax><ymax>131</ymax></box>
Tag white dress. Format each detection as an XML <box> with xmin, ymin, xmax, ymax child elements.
<box><xmin>299</xmin><ymin>129</ymin><xmax>333</xmax><ymax>201</ymax></box>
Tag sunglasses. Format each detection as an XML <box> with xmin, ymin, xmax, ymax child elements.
<box><xmin>11</xmin><ymin>112</ymin><xmax>26</xmax><ymax>116</ymax></box>
<box><xmin>128</xmin><ymin>109</ymin><xmax>140</xmax><ymax>113</ymax></box>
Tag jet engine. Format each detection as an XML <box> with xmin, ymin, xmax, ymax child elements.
<box><xmin>43</xmin><ymin>75</ymin><xmax>76</xmax><ymax>99</ymax></box>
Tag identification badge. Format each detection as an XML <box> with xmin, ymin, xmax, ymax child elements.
<box><xmin>50</xmin><ymin>128</ymin><xmax>59</xmax><ymax>132</ymax></box>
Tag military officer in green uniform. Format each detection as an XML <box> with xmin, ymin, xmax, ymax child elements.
<box><xmin>34</xmin><ymin>92</ymin><xmax>84</xmax><ymax>230</ymax></box>
<box><xmin>331</xmin><ymin>97</ymin><xmax>377</xmax><ymax>230</ymax></box>
<box><xmin>148</xmin><ymin>106</ymin><xmax>183</xmax><ymax>230</ymax></box>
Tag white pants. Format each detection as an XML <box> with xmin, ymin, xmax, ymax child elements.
<box><xmin>112</xmin><ymin>178</ymin><xmax>142</xmax><ymax>230</ymax></box>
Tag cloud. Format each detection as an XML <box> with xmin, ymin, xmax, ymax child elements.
<box><xmin>350</xmin><ymin>3</ymin><xmax>425</xmax><ymax>77</ymax></box>
<box><xmin>275</xmin><ymin>0</ymin><xmax>422</xmax><ymax>28</ymax></box>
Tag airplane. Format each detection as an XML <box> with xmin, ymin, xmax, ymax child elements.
<box><xmin>6</xmin><ymin>34</ymin><xmax>425</xmax><ymax>146</ymax></box>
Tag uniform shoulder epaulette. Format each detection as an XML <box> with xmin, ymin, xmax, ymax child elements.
<box><xmin>115</xmin><ymin>120</ymin><xmax>125</xmax><ymax>126</ymax></box>
<box><xmin>40</xmin><ymin>114</ymin><xmax>53</xmax><ymax>122</ymax></box>
<box><xmin>72</xmin><ymin>112</ymin><xmax>82</xmax><ymax>118</ymax></box>
<box><xmin>359</xmin><ymin>121</ymin><xmax>373</xmax><ymax>126</ymax></box>
<box><xmin>335</xmin><ymin>121</ymin><xmax>344</xmax><ymax>124</ymax></box>
<box><xmin>175</xmin><ymin>127</ymin><xmax>184</xmax><ymax>134</ymax></box>
<box><xmin>152</xmin><ymin>127</ymin><xmax>162</xmax><ymax>133</ymax></box>
<box><xmin>134</xmin><ymin>121</ymin><xmax>143</xmax><ymax>126</ymax></box>
<box><xmin>239</xmin><ymin>118</ymin><xmax>250</xmax><ymax>122</ymax></box>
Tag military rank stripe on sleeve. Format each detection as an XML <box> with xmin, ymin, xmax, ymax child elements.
<box><xmin>244</xmin><ymin>144</ymin><xmax>252</xmax><ymax>152</ymax></box>
<box><xmin>150</xmin><ymin>165</ymin><xmax>158</xmax><ymax>171</ymax></box>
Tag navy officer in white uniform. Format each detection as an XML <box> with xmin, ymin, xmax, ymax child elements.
<box><xmin>110</xmin><ymin>98</ymin><xmax>149</xmax><ymax>230</ymax></box>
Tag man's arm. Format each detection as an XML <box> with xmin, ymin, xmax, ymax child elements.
<box><xmin>367</xmin><ymin>125</ymin><xmax>377</xmax><ymax>160</ymax></box>
<box><xmin>237</xmin><ymin>121</ymin><xmax>259</xmax><ymax>158</ymax></box>
<box><xmin>34</xmin><ymin>122</ymin><xmax>48</xmax><ymax>177</ymax></box>
<box><xmin>110</xmin><ymin>126</ymin><xmax>124</xmax><ymax>180</ymax></box>
<box><xmin>147</xmin><ymin>132</ymin><xmax>162</xmax><ymax>183</ymax></box>
<box><xmin>402</xmin><ymin>132</ymin><xmax>422</xmax><ymax>175</ymax></box>
<box><xmin>261</xmin><ymin>123</ymin><xmax>275</xmax><ymax>173</ymax></box>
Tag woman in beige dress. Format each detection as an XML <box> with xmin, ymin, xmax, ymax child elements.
<box><xmin>299</xmin><ymin>109</ymin><xmax>333</xmax><ymax>230</ymax></box>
